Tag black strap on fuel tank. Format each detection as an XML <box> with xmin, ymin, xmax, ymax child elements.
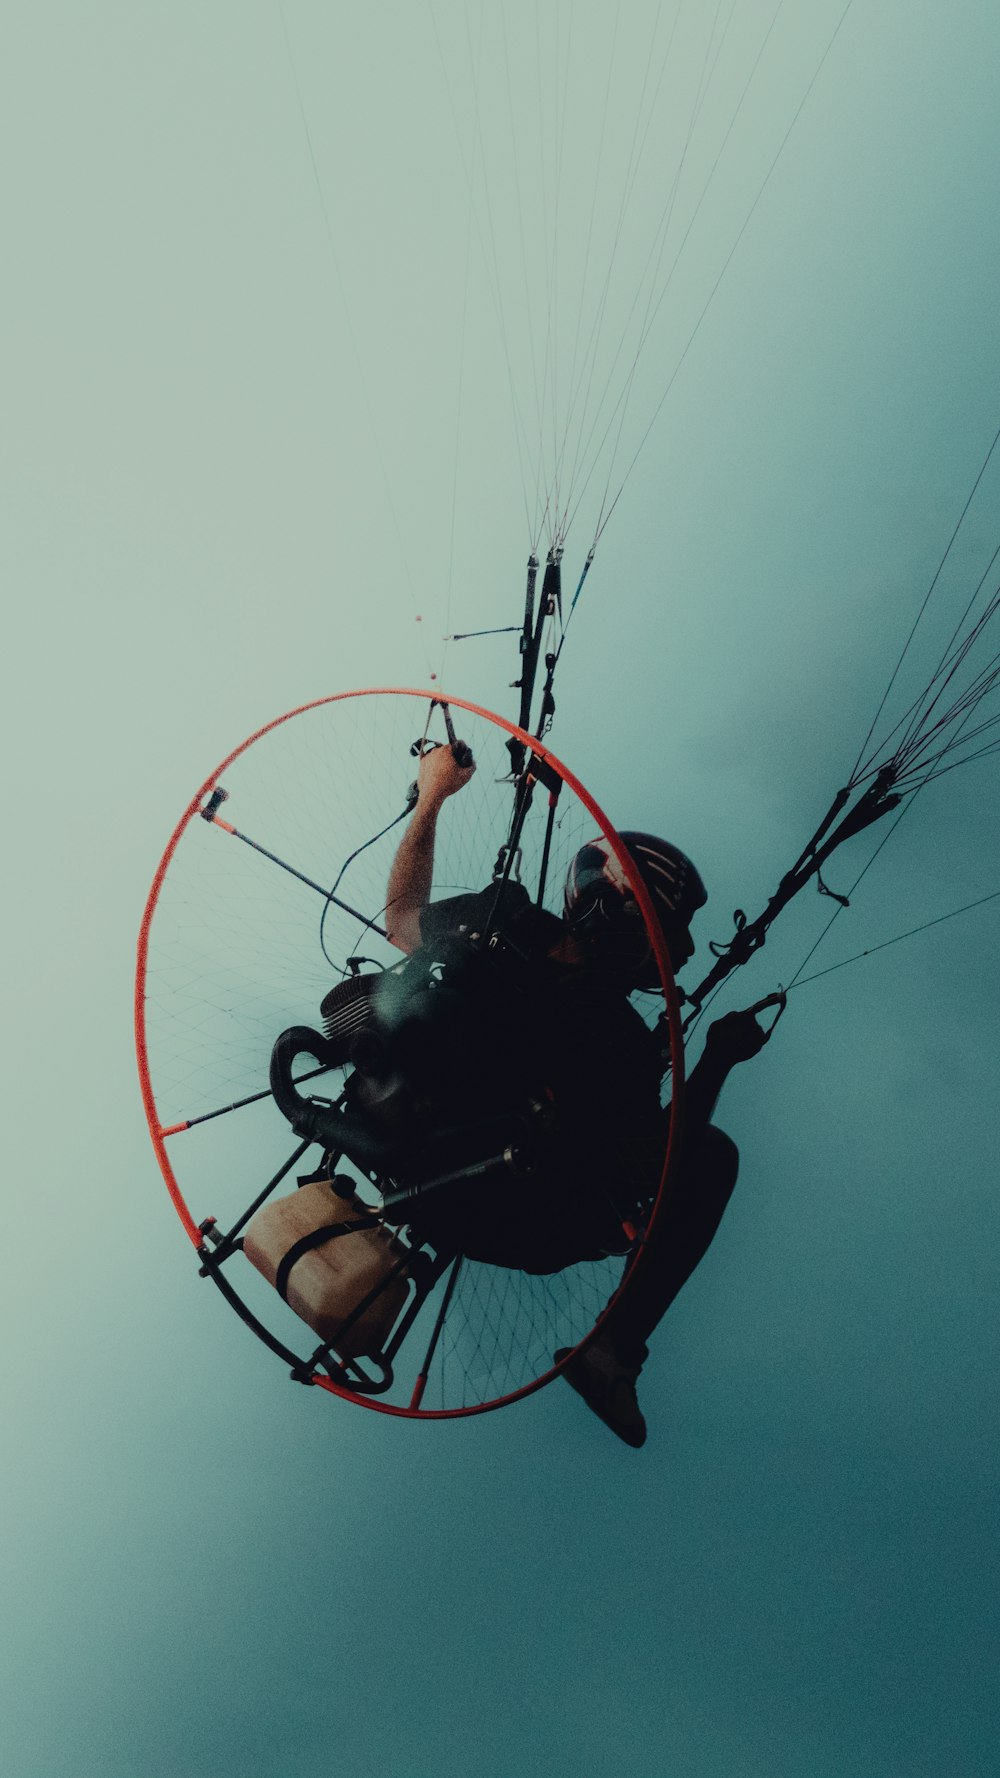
<box><xmin>274</xmin><ymin>1215</ymin><xmax>379</xmax><ymax>1304</ymax></box>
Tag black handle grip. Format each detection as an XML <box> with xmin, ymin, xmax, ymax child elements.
<box><xmin>435</xmin><ymin>703</ymin><xmax>474</xmax><ymax>770</ymax></box>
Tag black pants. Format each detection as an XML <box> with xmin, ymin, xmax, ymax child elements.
<box><xmin>604</xmin><ymin>1123</ymin><xmax>740</xmax><ymax>1365</ymax></box>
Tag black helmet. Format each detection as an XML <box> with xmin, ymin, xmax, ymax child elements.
<box><xmin>563</xmin><ymin>831</ymin><xmax>707</xmax><ymax>988</ymax></box>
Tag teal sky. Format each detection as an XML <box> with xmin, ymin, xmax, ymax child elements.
<box><xmin>3</xmin><ymin>5</ymin><xmax>999</xmax><ymax>1775</ymax></box>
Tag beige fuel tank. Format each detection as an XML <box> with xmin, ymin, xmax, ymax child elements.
<box><xmin>243</xmin><ymin>1177</ymin><xmax>409</xmax><ymax>1358</ymax></box>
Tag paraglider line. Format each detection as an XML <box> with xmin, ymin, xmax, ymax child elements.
<box><xmin>596</xmin><ymin>0</ymin><xmax>855</xmax><ymax>541</ymax></box>
<box><xmin>789</xmin><ymin>888</ymin><xmax>1000</xmax><ymax>990</ymax></box>
<box><xmin>276</xmin><ymin>1</ymin><xmax>436</xmax><ymax>679</ymax></box>
<box><xmin>852</xmin><ymin>414</ymin><xmax>1000</xmax><ymax>779</ymax></box>
<box><xmin>784</xmin><ymin>796</ymin><xmax>915</xmax><ymax>988</ymax></box>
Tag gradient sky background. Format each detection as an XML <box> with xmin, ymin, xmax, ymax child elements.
<box><xmin>3</xmin><ymin>4</ymin><xmax>999</xmax><ymax>1775</ymax></box>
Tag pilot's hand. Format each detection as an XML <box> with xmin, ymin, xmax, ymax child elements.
<box><xmin>704</xmin><ymin>1005</ymin><xmax>771</xmax><ymax>1066</ymax></box>
<box><xmin>417</xmin><ymin>742</ymin><xmax>476</xmax><ymax>806</ymax></box>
